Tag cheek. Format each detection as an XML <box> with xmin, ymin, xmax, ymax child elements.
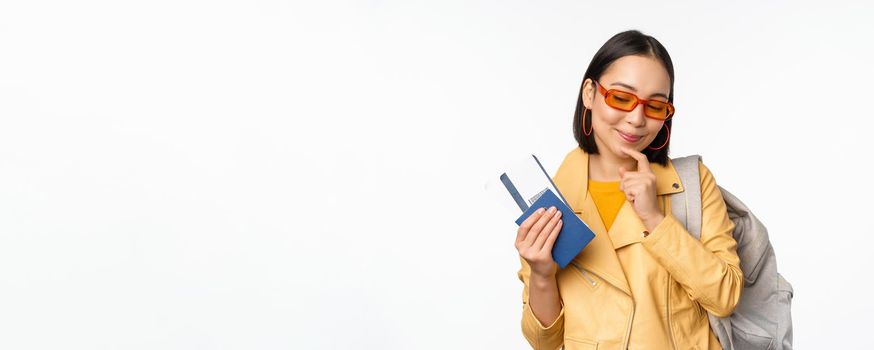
<box><xmin>593</xmin><ymin>106</ymin><xmax>624</xmax><ymax>127</ymax></box>
<box><xmin>646</xmin><ymin>122</ymin><xmax>665</xmax><ymax>140</ymax></box>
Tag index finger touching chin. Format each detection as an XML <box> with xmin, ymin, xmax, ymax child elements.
<box><xmin>620</xmin><ymin>146</ymin><xmax>650</xmax><ymax>170</ymax></box>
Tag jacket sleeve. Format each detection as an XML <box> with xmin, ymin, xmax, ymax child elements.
<box><xmin>640</xmin><ymin>160</ymin><xmax>744</xmax><ymax>317</ymax></box>
<box><xmin>518</xmin><ymin>255</ymin><xmax>565</xmax><ymax>350</ymax></box>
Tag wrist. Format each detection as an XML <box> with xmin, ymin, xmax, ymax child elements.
<box><xmin>530</xmin><ymin>271</ymin><xmax>556</xmax><ymax>286</ymax></box>
<box><xmin>643</xmin><ymin>213</ymin><xmax>666</xmax><ymax>232</ymax></box>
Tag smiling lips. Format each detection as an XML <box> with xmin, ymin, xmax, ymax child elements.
<box><xmin>617</xmin><ymin>130</ymin><xmax>643</xmax><ymax>143</ymax></box>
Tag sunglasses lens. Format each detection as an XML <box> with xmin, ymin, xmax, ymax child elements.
<box><xmin>605</xmin><ymin>90</ymin><xmax>637</xmax><ymax>111</ymax></box>
<box><xmin>644</xmin><ymin>101</ymin><xmax>672</xmax><ymax>120</ymax></box>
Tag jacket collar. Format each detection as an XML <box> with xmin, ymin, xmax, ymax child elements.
<box><xmin>552</xmin><ymin>147</ymin><xmax>685</xmax><ymax>295</ymax></box>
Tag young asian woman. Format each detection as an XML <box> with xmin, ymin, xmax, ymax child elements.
<box><xmin>514</xmin><ymin>30</ymin><xmax>743</xmax><ymax>350</ymax></box>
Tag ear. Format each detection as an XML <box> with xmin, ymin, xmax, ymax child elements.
<box><xmin>581</xmin><ymin>78</ymin><xmax>596</xmax><ymax>109</ymax></box>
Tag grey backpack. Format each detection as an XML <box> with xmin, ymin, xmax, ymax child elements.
<box><xmin>670</xmin><ymin>155</ymin><xmax>794</xmax><ymax>350</ymax></box>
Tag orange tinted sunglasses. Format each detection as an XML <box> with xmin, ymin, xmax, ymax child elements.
<box><xmin>594</xmin><ymin>80</ymin><xmax>675</xmax><ymax>120</ymax></box>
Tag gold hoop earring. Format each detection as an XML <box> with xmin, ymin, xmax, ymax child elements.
<box><xmin>647</xmin><ymin>123</ymin><xmax>671</xmax><ymax>150</ymax></box>
<box><xmin>582</xmin><ymin>107</ymin><xmax>593</xmax><ymax>136</ymax></box>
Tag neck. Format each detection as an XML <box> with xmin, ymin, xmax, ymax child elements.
<box><xmin>589</xmin><ymin>149</ymin><xmax>639</xmax><ymax>181</ymax></box>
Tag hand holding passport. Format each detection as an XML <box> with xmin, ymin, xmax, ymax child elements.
<box><xmin>500</xmin><ymin>154</ymin><xmax>595</xmax><ymax>269</ymax></box>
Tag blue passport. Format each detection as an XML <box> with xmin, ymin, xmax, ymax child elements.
<box><xmin>514</xmin><ymin>188</ymin><xmax>595</xmax><ymax>269</ymax></box>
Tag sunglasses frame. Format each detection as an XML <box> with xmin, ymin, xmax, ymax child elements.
<box><xmin>593</xmin><ymin>80</ymin><xmax>675</xmax><ymax>120</ymax></box>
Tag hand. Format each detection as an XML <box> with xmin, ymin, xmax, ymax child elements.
<box><xmin>515</xmin><ymin>206</ymin><xmax>563</xmax><ymax>278</ymax></box>
<box><xmin>618</xmin><ymin>147</ymin><xmax>665</xmax><ymax>231</ymax></box>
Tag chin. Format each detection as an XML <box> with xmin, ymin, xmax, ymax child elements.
<box><xmin>607</xmin><ymin>144</ymin><xmax>631</xmax><ymax>157</ymax></box>
<box><xmin>615</xmin><ymin>142</ymin><xmax>642</xmax><ymax>153</ymax></box>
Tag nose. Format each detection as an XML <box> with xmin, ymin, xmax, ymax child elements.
<box><xmin>625</xmin><ymin>104</ymin><xmax>647</xmax><ymax>127</ymax></box>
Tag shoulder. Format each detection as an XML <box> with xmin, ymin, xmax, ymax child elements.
<box><xmin>698</xmin><ymin>158</ymin><xmax>714</xmax><ymax>180</ymax></box>
<box><xmin>561</xmin><ymin>146</ymin><xmax>585</xmax><ymax>163</ymax></box>
<box><xmin>696</xmin><ymin>157</ymin><xmax>726</xmax><ymax>188</ymax></box>
<box><xmin>554</xmin><ymin>147</ymin><xmax>586</xmax><ymax>178</ymax></box>
<box><xmin>693</xmin><ymin>157</ymin><xmax>726</xmax><ymax>203</ymax></box>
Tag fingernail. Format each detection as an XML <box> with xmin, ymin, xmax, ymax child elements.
<box><xmin>549</xmin><ymin>206</ymin><xmax>556</xmax><ymax>213</ymax></box>
<box><xmin>554</xmin><ymin>210</ymin><xmax>562</xmax><ymax>218</ymax></box>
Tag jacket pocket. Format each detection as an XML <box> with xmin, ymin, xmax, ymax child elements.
<box><xmin>563</xmin><ymin>336</ymin><xmax>598</xmax><ymax>350</ymax></box>
<box><xmin>570</xmin><ymin>261</ymin><xmax>599</xmax><ymax>289</ymax></box>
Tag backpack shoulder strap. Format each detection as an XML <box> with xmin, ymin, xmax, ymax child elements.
<box><xmin>669</xmin><ymin>155</ymin><xmax>703</xmax><ymax>240</ymax></box>
<box><xmin>670</xmin><ymin>155</ymin><xmax>739</xmax><ymax>349</ymax></box>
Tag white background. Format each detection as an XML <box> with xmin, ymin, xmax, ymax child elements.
<box><xmin>1</xmin><ymin>0</ymin><xmax>872</xmax><ymax>348</ymax></box>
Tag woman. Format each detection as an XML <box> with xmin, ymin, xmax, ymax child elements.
<box><xmin>514</xmin><ymin>30</ymin><xmax>743</xmax><ymax>350</ymax></box>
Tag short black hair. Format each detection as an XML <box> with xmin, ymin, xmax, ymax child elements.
<box><xmin>572</xmin><ymin>30</ymin><xmax>675</xmax><ymax>166</ymax></box>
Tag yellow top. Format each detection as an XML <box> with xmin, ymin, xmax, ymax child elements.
<box><xmin>587</xmin><ymin>179</ymin><xmax>626</xmax><ymax>231</ymax></box>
